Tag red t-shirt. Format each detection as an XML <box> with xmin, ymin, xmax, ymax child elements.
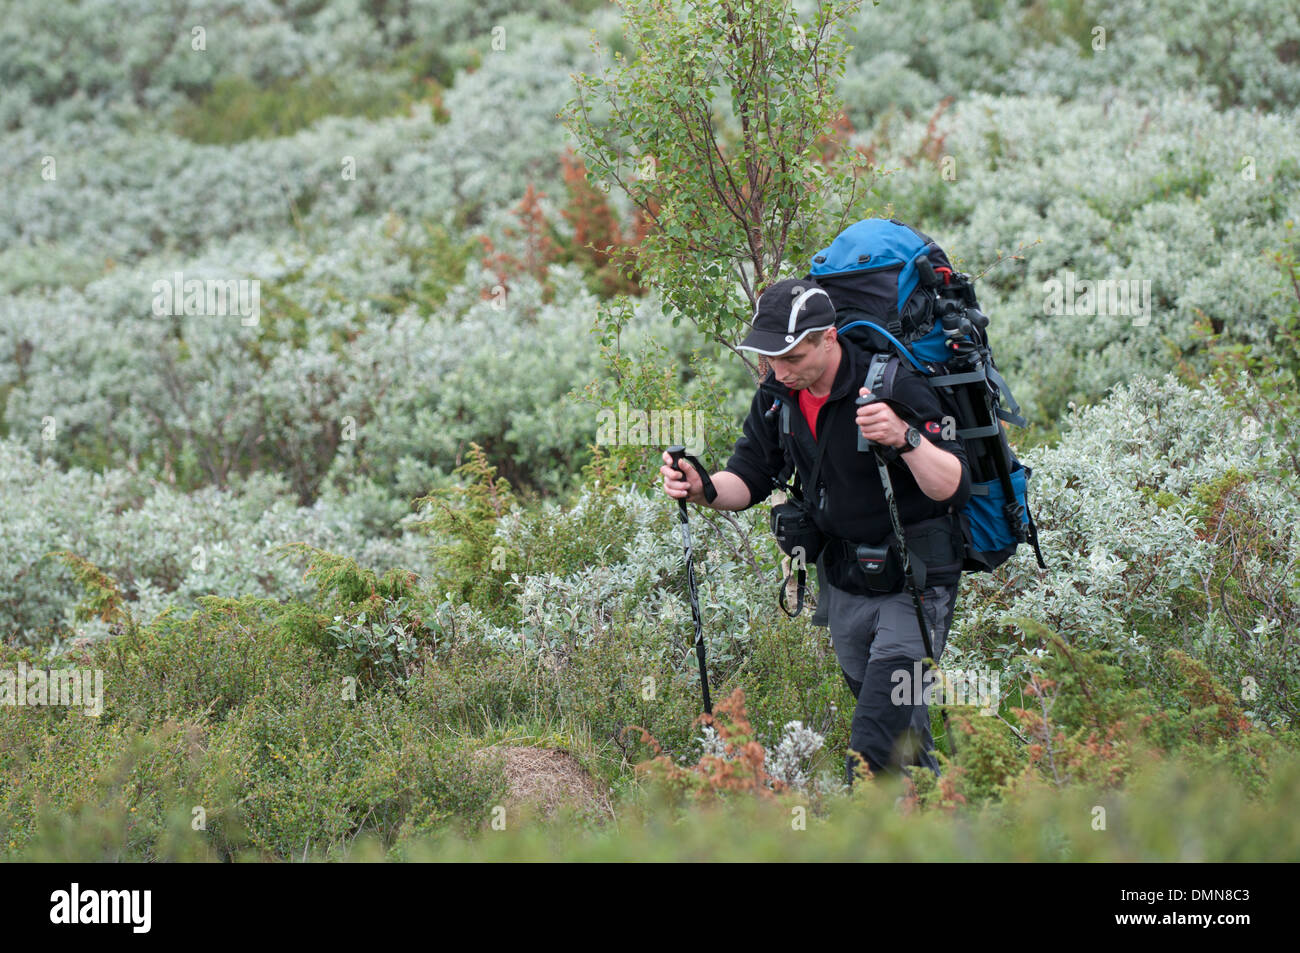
<box><xmin>798</xmin><ymin>388</ymin><xmax>830</xmax><ymax>440</ymax></box>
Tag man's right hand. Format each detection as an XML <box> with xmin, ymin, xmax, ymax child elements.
<box><xmin>661</xmin><ymin>450</ymin><xmax>706</xmax><ymax>505</ymax></box>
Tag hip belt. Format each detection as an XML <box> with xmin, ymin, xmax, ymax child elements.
<box><xmin>821</xmin><ymin>513</ymin><xmax>963</xmax><ymax>596</ymax></box>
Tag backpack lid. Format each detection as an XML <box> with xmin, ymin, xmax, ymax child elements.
<box><xmin>809</xmin><ymin>218</ymin><xmax>934</xmax><ymax>315</ymax></box>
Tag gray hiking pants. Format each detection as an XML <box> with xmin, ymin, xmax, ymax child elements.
<box><xmin>818</xmin><ymin>580</ymin><xmax>959</xmax><ymax>780</ymax></box>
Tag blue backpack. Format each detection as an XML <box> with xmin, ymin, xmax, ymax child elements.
<box><xmin>807</xmin><ymin>218</ymin><xmax>1045</xmax><ymax>573</ymax></box>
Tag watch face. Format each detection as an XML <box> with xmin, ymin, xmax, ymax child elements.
<box><xmin>906</xmin><ymin>428</ymin><xmax>922</xmax><ymax>448</ymax></box>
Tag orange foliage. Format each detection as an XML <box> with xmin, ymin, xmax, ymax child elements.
<box><xmin>627</xmin><ymin>688</ymin><xmax>786</xmax><ymax>800</ymax></box>
<box><xmin>814</xmin><ymin>110</ymin><xmax>855</xmax><ymax>167</ymax></box>
<box><xmin>479</xmin><ymin>152</ymin><xmax>653</xmax><ymax>300</ymax></box>
<box><xmin>558</xmin><ymin>148</ymin><xmax>648</xmax><ymax>296</ymax></box>
<box><xmin>916</xmin><ymin>96</ymin><xmax>955</xmax><ymax>166</ymax></box>
<box><xmin>479</xmin><ymin>183</ymin><xmax>559</xmax><ymax>299</ymax></box>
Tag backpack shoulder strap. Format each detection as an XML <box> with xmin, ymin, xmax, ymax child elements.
<box><xmin>774</xmin><ymin>390</ymin><xmax>834</xmax><ymax>502</ymax></box>
<box><xmin>770</xmin><ymin>397</ymin><xmax>802</xmax><ymax>498</ymax></box>
<box><xmin>863</xmin><ymin>351</ymin><xmax>897</xmax><ymax>398</ymax></box>
<box><xmin>862</xmin><ymin>351</ymin><xmax>935</xmax><ymax>430</ymax></box>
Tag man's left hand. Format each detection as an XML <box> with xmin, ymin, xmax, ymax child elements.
<box><xmin>855</xmin><ymin>388</ymin><xmax>909</xmax><ymax>447</ymax></box>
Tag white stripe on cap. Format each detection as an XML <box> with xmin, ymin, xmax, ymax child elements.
<box><xmin>787</xmin><ymin>286</ymin><xmax>830</xmax><ymax>335</ymax></box>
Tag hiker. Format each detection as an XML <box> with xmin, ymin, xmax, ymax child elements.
<box><xmin>660</xmin><ymin>277</ymin><xmax>971</xmax><ymax>782</ymax></box>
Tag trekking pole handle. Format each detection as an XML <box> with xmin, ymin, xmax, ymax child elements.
<box><xmin>854</xmin><ymin>392</ymin><xmax>880</xmax><ymax>452</ymax></box>
<box><xmin>666</xmin><ymin>445</ymin><xmax>718</xmax><ymax>503</ymax></box>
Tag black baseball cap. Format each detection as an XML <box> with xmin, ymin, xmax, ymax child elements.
<box><xmin>737</xmin><ymin>278</ymin><xmax>836</xmax><ymax>356</ymax></box>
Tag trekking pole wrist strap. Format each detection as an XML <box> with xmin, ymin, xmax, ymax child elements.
<box><xmin>779</xmin><ymin>565</ymin><xmax>807</xmax><ymax>617</ymax></box>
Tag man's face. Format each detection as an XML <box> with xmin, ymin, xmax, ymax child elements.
<box><xmin>769</xmin><ymin>330</ymin><xmax>835</xmax><ymax>390</ymax></box>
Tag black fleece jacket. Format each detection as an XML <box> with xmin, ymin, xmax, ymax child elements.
<box><xmin>721</xmin><ymin>341</ymin><xmax>972</xmax><ymax>547</ymax></box>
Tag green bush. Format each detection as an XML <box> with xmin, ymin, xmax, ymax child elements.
<box><xmin>354</xmin><ymin>748</ymin><xmax>1300</xmax><ymax>862</ymax></box>
<box><xmin>172</xmin><ymin>73</ymin><xmax>414</xmax><ymax>144</ymax></box>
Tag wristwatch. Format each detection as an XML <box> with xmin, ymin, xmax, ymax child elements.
<box><xmin>899</xmin><ymin>426</ymin><xmax>923</xmax><ymax>453</ymax></box>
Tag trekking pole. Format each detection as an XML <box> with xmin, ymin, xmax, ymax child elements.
<box><xmin>666</xmin><ymin>445</ymin><xmax>718</xmax><ymax>716</ymax></box>
<box><xmin>855</xmin><ymin>395</ymin><xmax>958</xmax><ymax>761</ymax></box>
